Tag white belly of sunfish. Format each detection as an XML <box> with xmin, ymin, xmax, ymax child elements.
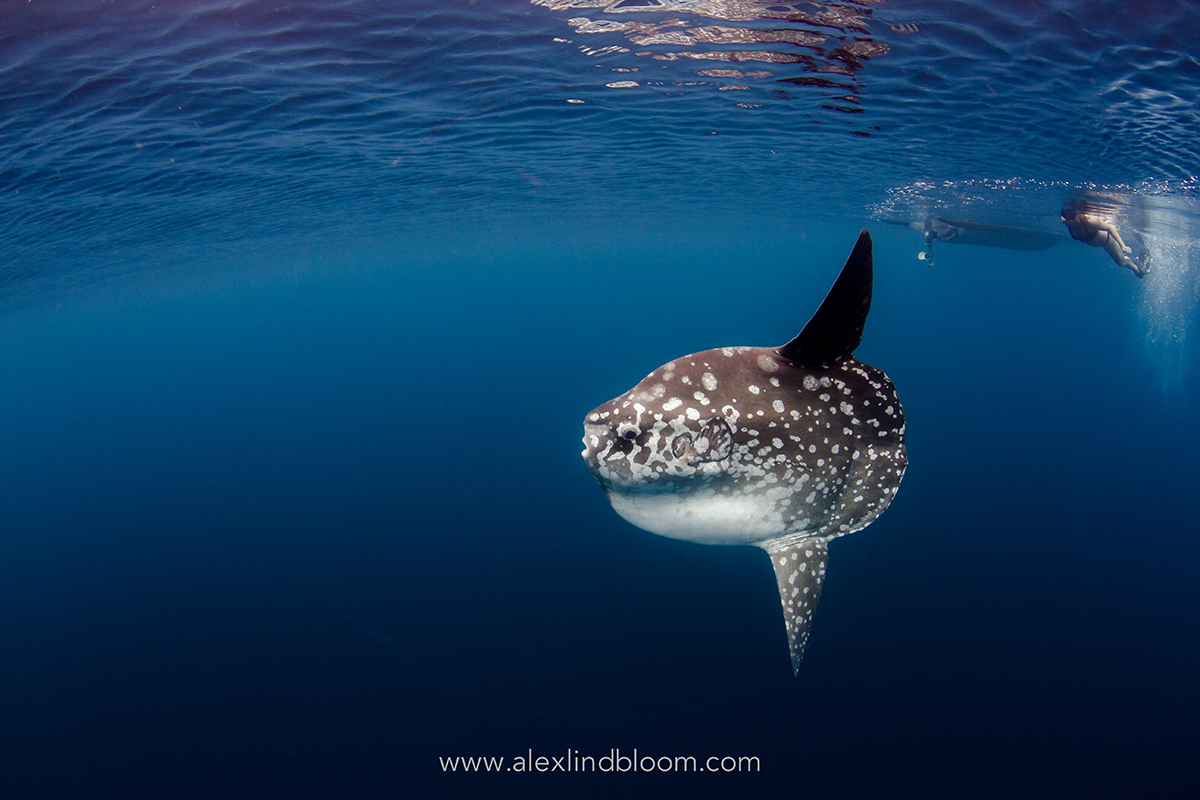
<box><xmin>607</xmin><ymin>489</ymin><xmax>792</xmax><ymax>546</ymax></box>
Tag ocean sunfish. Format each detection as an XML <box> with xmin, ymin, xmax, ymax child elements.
<box><xmin>580</xmin><ymin>230</ymin><xmax>906</xmax><ymax>674</ymax></box>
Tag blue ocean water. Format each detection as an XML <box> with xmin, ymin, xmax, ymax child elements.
<box><xmin>2</xmin><ymin>1</ymin><xmax>1198</xmax><ymax>797</ymax></box>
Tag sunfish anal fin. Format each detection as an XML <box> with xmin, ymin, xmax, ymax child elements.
<box><xmin>761</xmin><ymin>538</ymin><xmax>829</xmax><ymax>676</ymax></box>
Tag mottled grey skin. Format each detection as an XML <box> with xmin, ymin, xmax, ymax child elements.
<box><xmin>583</xmin><ymin>346</ymin><xmax>904</xmax><ymax>543</ymax></box>
<box><xmin>581</xmin><ymin>231</ymin><xmax>906</xmax><ymax>673</ymax></box>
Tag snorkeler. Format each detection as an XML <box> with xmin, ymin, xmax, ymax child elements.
<box><xmin>1061</xmin><ymin>206</ymin><xmax>1151</xmax><ymax>278</ymax></box>
<box><xmin>887</xmin><ymin>214</ymin><xmax>1064</xmax><ymax>267</ymax></box>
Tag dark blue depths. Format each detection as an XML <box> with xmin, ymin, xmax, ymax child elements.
<box><xmin>2</xmin><ymin>229</ymin><xmax>1197</xmax><ymax>799</ymax></box>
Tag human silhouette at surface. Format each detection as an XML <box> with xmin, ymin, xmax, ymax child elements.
<box><xmin>1061</xmin><ymin>204</ymin><xmax>1152</xmax><ymax>277</ymax></box>
<box><xmin>886</xmin><ymin>214</ymin><xmax>1064</xmax><ymax>267</ymax></box>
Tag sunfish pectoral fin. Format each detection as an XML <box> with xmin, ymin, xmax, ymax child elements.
<box><xmin>760</xmin><ymin>537</ymin><xmax>829</xmax><ymax>676</ymax></box>
<box><xmin>672</xmin><ymin>417</ymin><xmax>734</xmax><ymax>464</ymax></box>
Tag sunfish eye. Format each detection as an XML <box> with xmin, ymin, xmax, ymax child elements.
<box><xmin>616</xmin><ymin>422</ymin><xmax>639</xmax><ymax>440</ymax></box>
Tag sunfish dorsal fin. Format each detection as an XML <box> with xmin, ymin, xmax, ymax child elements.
<box><xmin>761</xmin><ymin>538</ymin><xmax>829</xmax><ymax>675</ymax></box>
<box><xmin>778</xmin><ymin>229</ymin><xmax>873</xmax><ymax>369</ymax></box>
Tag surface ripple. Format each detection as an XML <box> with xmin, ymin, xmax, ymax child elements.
<box><xmin>1</xmin><ymin>0</ymin><xmax>1199</xmax><ymax>303</ymax></box>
